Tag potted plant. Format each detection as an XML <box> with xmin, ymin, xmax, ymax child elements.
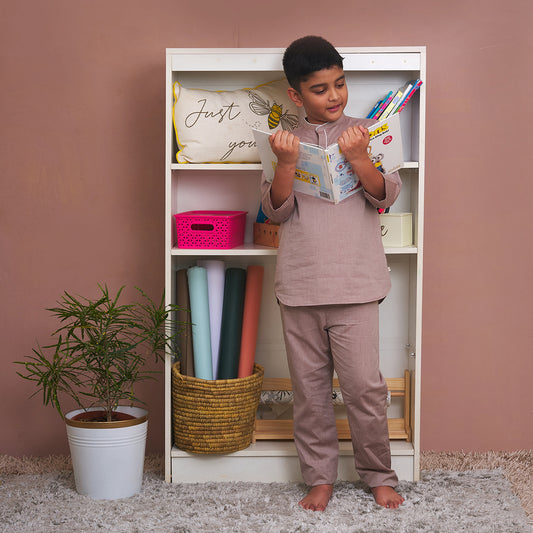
<box><xmin>16</xmin><ymin>284</ymin><xmax>182</xmax><ymax>500</ymax></box>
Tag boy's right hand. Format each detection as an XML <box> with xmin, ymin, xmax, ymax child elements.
<box><xmin>269</xmin><ymin>130</ymin><xmax>300</xmax><ymax>209</ymax></box>
<box><xmin>269</xmin><ymin>130</ymin><xmax>300</xmax><ymax>168</ymax></box>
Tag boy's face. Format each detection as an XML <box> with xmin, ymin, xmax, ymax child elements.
<box><xmin>288</xmin><ymin>65</ymin><xmax>347</xmax><ymax>125</ymax></box>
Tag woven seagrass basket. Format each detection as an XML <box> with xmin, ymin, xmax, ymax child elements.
<box><xmin>171</xmin><ymin>361</ymin><xmax>264</xmax><ymax>454</ymax></box>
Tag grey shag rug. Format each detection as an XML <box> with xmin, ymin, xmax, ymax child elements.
<box><xmin>0</xmin><ymin>460</ymin><xmax>531</xmax><ymax>532</ymax></box>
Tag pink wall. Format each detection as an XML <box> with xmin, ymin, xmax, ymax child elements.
<box><xmin>1</xmin><ymin>0</ymin><xmax>532</xmax><ymax>455</ymax></box>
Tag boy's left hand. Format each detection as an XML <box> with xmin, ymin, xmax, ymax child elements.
<box><xmin>338</xmin><ymin>124</ymin><xmax>386</xmax><ymax>200</ymax></box>
<box><xmin>337</xmin><ymin>125</ymin><xmax>370</xmax><ymax>166</ymax></box>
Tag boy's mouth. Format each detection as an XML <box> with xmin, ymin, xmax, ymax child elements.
<box><xmin>327</xmin><ymin>105</ymin><xmax>341</xmax><ymax>113</ymax></box>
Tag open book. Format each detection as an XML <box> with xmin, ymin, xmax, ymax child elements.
<box><xmin>253</xmin><ymin>113</ymin><xmax>404</xmax><ymax>204</ymax></box>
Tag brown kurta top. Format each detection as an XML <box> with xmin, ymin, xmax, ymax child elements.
<box><xmin>260</xmin><ymin>114</ymin><xmax>402</xmax><ymax>306</ymax></box>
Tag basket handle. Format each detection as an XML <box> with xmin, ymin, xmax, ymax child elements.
<box><xmin>190</xmin><ymin>223</ymin><xmax>214</xmax><ymax>232</ymax></box>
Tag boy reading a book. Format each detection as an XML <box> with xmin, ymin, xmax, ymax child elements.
<box><xmin>260</xmin><ymin>36</ymin><xmax>404</xmax><ymax>512</ymax></box>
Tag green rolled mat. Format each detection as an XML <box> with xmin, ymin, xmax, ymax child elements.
<box><xmin>176</xmin><ymin>269</ymin><xmax>194</xmax><ymax>376</ymax></box>
<box><xmin>217</xmin><ymin>267</ymin><xmax>246</xmax><ymax>380</ymax></box>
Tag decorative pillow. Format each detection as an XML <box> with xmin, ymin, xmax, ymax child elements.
<box><xmin>173</xmin><ymin>79</ymin><xmax>299</xmax><ymax>163</ymax></box>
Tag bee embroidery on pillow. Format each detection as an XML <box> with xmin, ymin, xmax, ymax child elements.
<box><xmin>248</xmin><ymin>91</ymin><xmax>299</xmax><ymax>131</ymax></box>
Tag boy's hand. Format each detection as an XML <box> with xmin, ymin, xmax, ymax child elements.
<box><xmin>269</xmin><ymin>130</ymin><xmax>300</xmax><ymax>168</ymax></box>
<box><xmin>269</xmin><ymin>130</ymin><xmax>300</xmax><ymax>209</ymax></box>
<box><xmin>338</xmin><ymin>125</ymin><xmax>386</xmax><ymax>200</ymax></box>
<box><xmin>337</xmin><ymin>125</ymin><xmax>370</xmax><ymax>165</ymax></box>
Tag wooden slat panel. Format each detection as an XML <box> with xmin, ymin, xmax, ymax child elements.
<box><xmin>254</xmin><ymin>418</ymin><xmax>408</xmax><ymax>441</ymax></box>
<box><xmin>261</xmin><ymin>377</ymin><xmax>406</xmax><ymax>395</ymax></box>
<box><xmin>256</xmin><ymin>371</ymin><xmax>411</xmax><ymax>441</ymax></box>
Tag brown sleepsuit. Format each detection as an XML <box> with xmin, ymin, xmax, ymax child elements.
<box><xmin>260</xmin><ymin>114</ymin><xmax>402</xmax><ymax>488</ymax></box>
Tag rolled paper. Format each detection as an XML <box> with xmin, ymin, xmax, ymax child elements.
<box><xmin>197</xmin><ymin>259</ymin><xmax>225</xmax><ymax>379</ymax></box>
<box><xmin>238</xmin><ymin>265</ymin><xmax>264</xmax><ymax>378</ymax></box>
<box><xmin>176</xmin><ymin>269</ymin><xmax>194</xmax><ymax>376</ymax></box>
<box><xmin>217</xmin><ymin>267</ymin><xmax>246</xmax><ymax>380</ymax></box>
<box><xmin>187</xmin><ymin>266</ymin><xmax>213</xmax><ymax>380</ymax></box>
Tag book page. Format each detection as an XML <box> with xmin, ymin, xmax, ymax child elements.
<box><xmin>324</xmin><ymin>145</ymin><xmax>362</xmax><ymax>203</ymax></box>
<box><xmin>293</xmin><ymin>142</ymin><xmax>334</xmax><ymax>201</ymax></box>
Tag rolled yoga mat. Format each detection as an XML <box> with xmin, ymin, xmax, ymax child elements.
<box><xmin>197</xmin><ymin>259</ymin><xmax>225</xmax><ymax>379</ymax></box>
<box><xmin>187</xmin><ymin>266</ymin><xmax>213</xmax><ymax>380</ymax></box>
<box><xmin>238</xmin><ymin>265</ymin><xmax>264</xmax><ymax>378</ymax></box>
<box><xmin>217</xmin><ymin>267</ymin><xmax>246</xmax><ymax>380</ymax></box>
<box><xmin>176</xmin><ymin>269</ymin><xmax>194</xmax><ymax>376</ymax></box>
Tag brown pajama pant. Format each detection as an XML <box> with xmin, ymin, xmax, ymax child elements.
<box><xmin>279</xmin><ymin>301</ymin><xmax>398</xmax><ymax>489</ymax></box>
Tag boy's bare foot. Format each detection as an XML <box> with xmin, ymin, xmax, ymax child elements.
<box><xmin>299</xmin><ymin>484</ymin><xmax>334</xmax><ymax>511</ymax></box>
<box><xmin>371</xmin><ymin>486</ymin><xmax>405</xmax><ymax>509</ymax></box>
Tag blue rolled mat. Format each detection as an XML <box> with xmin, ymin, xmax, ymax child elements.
<box><xmin>217</xmin><ymin>267</ymin><xmax>246</xmax><ymax>380</ymax></box>
<box><xmin>187</xmin><ymin>266</ymin><xmax>213</xmax><ymax>380</ymax></box>
<box><xmin>197</xmin><ymin>259</ymin><xmax>225</xmax><ymax>380</ymax></box>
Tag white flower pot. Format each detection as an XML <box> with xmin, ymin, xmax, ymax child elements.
<box><xmin>65</xmin><ymin>406</ymin><xmax>148</xmax><ymax>500</ymax></box>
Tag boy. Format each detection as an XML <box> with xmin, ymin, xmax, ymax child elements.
<box><xmin>260</xmin><ymin>36</ymin><xmax>405</xmax><ymax>512</ymax></box>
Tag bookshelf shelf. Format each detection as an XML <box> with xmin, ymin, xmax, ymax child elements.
<box><xmin>170</xmin><ymin>245</ymin><xmax>278</xmax><ymax>257</ymax></box>
<box><xmin>170</xmin><ymin>245</ymin><xmax>418</xmax><ymax>256</ymax></box>
<box><xmin>170</xmin><ymin>162</ymin><xmax>419</xmax><ymax>172</ymax></box>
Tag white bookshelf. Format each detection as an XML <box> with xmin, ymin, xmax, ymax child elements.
<box><xmin>164</xmin><ymin>47</ymin><xmax>425</xmax><ymax>483</ymax></box>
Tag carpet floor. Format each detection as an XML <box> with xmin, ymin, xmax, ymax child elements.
<box><xmin>0</xmin><ymin>452</ymin><xmax>531</xmax><ymax>533</ymax></box>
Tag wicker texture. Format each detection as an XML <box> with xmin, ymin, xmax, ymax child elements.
<box><xmin>172</xmin><ymin>362</ymin><xmax>264</xmax><ymax>454</ymax></box>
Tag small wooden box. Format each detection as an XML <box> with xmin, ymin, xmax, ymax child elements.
<box><xmin>253</xmin><ymin>222</ymin><xmax>280</xmax><ymax>248</ymax></box>
<box><xmin>380</xmin><ymin>213</ymin><xmax>413</xmax><ymax>247</ymax></box>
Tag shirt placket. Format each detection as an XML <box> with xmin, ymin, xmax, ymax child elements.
<box><xmin>315</xmin><ymin>124</ymin><xmax>329</xmax><ymax>149</ymax></box>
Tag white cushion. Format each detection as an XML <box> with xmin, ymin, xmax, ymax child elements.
<box><xmin>173</xmin><ymin>79</ymin><xmax>299</xmax><ymax>163</ymax></box>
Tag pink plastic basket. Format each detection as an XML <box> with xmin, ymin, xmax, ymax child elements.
<box><xmin>174</xmin><ymin>210</ymin><xmax>247</xmax><ymax>249</ymax></box>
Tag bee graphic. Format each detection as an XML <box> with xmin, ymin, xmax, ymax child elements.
<box><xmin>248</xmin><ymin>91</ymin><xmax>299</xmax><ymax>131</ymax></box>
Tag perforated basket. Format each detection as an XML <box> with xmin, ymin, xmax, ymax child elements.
<box><xmin>174</xmin><ymin>210</ymin><xmax>247</xmax><ymax>249</ymax></box>
<box><xmin>171</xmin><ymin>362</ymin><xmax>264</xmax><ymax>454</ymax></box>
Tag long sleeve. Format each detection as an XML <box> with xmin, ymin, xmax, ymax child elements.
<box><xmin>260</xmin><ymin>172</ymin><xmax>295</xmax><ymax>224</ymax></box>
<box><xmin>363</xmin><ymin>169</ymin><xmax>401</xmax><ymax>211</ymax></box>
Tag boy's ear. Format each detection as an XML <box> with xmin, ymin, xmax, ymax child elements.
<box><xmin>287</xmin><ymin>87</ymin><xmax>304</xmax><ymax>108</ymax></box>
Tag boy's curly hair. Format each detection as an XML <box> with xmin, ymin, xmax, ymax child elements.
<box><xmin>283</xmin><ymin>36</ymin><xmax>344</xmax><ymax>91</ymax></box>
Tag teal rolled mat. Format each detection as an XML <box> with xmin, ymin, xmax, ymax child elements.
<box><xmin>187</xmin><ymin>266</ymin><xmax>213</xmax><ymax>380</ymax></box>
<box><xmin>217</xmin><ymin>267</ymin><xmax>246</xmax><ymax>380</ymax></box>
